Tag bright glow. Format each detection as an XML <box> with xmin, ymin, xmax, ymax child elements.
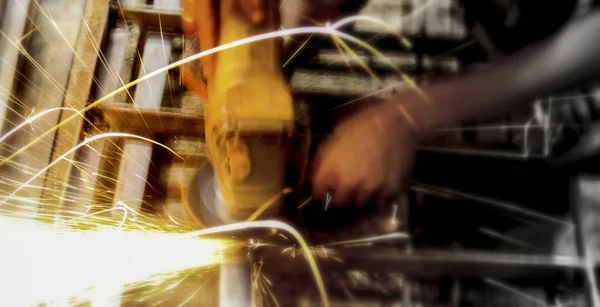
<box><xmin>0</xmin><ymin>216</ymin><xmax>232</xmax><ymax>306</ymax></box>
<box><xmin>187</xmin><ymin>220</ymin><xmax>331</xmax><ymax>307</ymax></box>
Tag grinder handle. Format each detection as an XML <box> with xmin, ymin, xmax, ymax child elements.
<box><xmin>181</xmin><ymin>0</ymin><xmax>284</xmax><ymax>99</ymax></box>
<box><xmin>207</xmin><ymin>0</ymin><xmax>294</xmax><ymax>135</ymax></box>
<box><xmin>211</xmin><ymin>0</ymin><xmax>284</xmax><ymax>96</ymax></box>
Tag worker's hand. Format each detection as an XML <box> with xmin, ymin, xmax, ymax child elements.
<box><xmin>311</xmin><ymin>99</ymin><xmax>419</xmax><ymax>207</ymax></box>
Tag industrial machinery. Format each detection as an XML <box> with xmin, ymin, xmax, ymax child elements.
<box><xmin>2</xmin><ymin>0</ymin><xmax>600</xmax><ymax>306</ymax></box>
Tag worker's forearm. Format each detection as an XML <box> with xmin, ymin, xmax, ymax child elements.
<box><xmin>399</xmin><ymin>10</ymin><xmax>600</xmax><ymax>142</ymax></box>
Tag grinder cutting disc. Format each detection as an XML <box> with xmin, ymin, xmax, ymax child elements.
<box><xmin>187</xmin><ymin>162</ymin><xmax>234</xmax><ymax>227</ymax></box>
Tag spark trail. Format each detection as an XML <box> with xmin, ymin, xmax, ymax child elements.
<box><xmin>0</xmin><ymin>7</ymin><xmax>436</xmax><ymax>306</ymax></box>
<box><xmin>0</xmin><ymin>24</ymin><xmax>424</xmax><ymax>169</ymax></box>
<box><xmin>0</xmin><ymin>216</ymin><xmax>332</xmax><ymax>307</ymax></box>
<box><xmin>0</xmin><ymin>215</ymin><xmax>233</xmax><ymax>306</ymax></box>
<box><xmin>0</xmin><ymin>132</ymin><xmax>182</xmax><ymax>207</ymax></box>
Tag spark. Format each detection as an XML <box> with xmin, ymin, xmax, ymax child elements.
<box><xmin>328</xmin><ymin>83</ymin><xmax>403</xmax><ymax>111</ymax></box>
<box><xmin>0</xmin><ymin>107</ymin><xmax>80</xmax><ymax>144</ymax></box>
<box><xmin>479</xmin><ymin>227</ymin><xmax>541</xmax><ymax>251</ymax></box>
<box><xmin>0</xmin><ymin>9</ymin><xmax>471</xmax><ymax>306</ymax></box>
<box><xmin>0</xmin><ymin>132</ymin><xmax>182</xmax><ymax>207</ymax></box>
<box><xmin>246</xmin><ymin>188</ymin><xmax>293</xmax><ymax>222</ymax></box>
<box><xmin>16</xmin><ymin>27</ymin><xmax>38</xmax><ymax>43</ymax></box>
<box><xmin>185</xmin><ymin>220</ymin><xmax>331</xmax><ymax>307</ymax></box>
<box><xmin>431</xmin><ymin>40</ymin><xmax>477</xmax><ymax>60</ymax></box>
<box><xmin>331</xmin><ymin>33</ymin><xmax>380</xmax><ymax>81</ymax></box>
<box><xmin>31</xmin><ymin>0</ymin><xmax>105</xmax><ymax>96</ymax></box>
<box><xmin>389</xmin><ymin>204</ymin><xmax>399</xmax><ymax>226</ymax></box>
<box><xmin>485</xmin><ymin>278</ymin><xmax>550</xmax><ymax>306</ymax></box>
<box><xmin>324</xmin><ymin>192</ymin><xmax>332</xmax><ymax>210</ymax></box>
<box><xmin>280</xmin><ymin>245</ymin><xmax>340</xmax><ymax>262</ymax></box>
<box><xmin>253</xmin><ymin>260</ymin><xmax>279</xmax><ymax>307</ymax></box>
<box><xmin>1</xmin><ymin>24</ymin><xmax>423</xmax><ymax>169</ymax></box>
<box><xmin>62</xmin><ymin>200</ymin><xmax>134</xmax><ymax>228</ymax></box>
<box><xmin>330</xmin><ymin>15</ymin><xmax>411</xmax><ymax>48</ymax></box>
<box><xmin>0</xmin><ymin>28</ymin><xmax>79</xmax><ymax>108</ymax></box>
<box><xmin>330</xmin><ymin>32</ymin><xmax>357</xmax><ymax>75</ymax></box>
<box><xmin>298</xmin><ymin>196</ymin><xmax>312</xmax><ymax>209</ymax></box>
<box><xmin>253</xmin><ymin>260</ymin><xmax>265</xmax><ymax>289</ymax></box>
<box><xmin>397</xmin><ymin>104</ymin><xmax>418</xmax><ymax>130</ymax></box>
<box><xmin>282</xmin><ymin>34</ymin><xmax>313</xmax><ymax>67</ymax></box>
<box><xmin>0</xmin><ymin>215</ymin><xmax>232</xmax><ymax>306</ymax></box>
<box><xmin>176</xmin><ymin>288</ymin><xmax>202</xmax><ymax>307</ymax></box>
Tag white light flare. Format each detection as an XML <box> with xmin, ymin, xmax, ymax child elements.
<box><xmin>0</xmin><ymin>215</ymin><xmax>231</xmax><ymax>306</ymax></box>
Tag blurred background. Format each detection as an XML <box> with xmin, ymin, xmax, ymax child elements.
<box><xmin>1</xmin><ymin>0</ymin><xmax>599</xmax><ymax>306</ymax></box>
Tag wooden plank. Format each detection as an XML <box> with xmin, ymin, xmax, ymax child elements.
<box><xmin>0</xmin><ymin>0</ymin><xmax>86</xmax><ymax>214</ymax></box>
<box><xmin>110</xmin><ymin>0</ymin><xmax>180</xmax><ymax>213</ymax></box>
<box><xmin>40</xmin><ymin>0</ymin><xmax>110</xmax><ymax>217</ymax></box>
<box><xmin>112</xmin><ymin>29</ymin><xmax>174</xmax><ymax>212</ymax></box>
<box><xmin>113</xmin><ymin>22</ymin><xmax>141</xmax><ymax>104</ymax></box>
<box><xmin>56</xmin><ymin>22</ymin><xmax>135</xmax><ymax>216</ymax></box>
<box><xmin>57</xmin><ymin>123</ymin><xmax>109</xmax><ymax>217</ymax></box>
<box><xmin>0</xmin><ymin>0</ymin><xmax>5</xmax><ymax>21</ymax></box>
<box><xmin>95</xmin><ymin>22</ymin><xmax>132</xmax><ymax>103</ymax></box>
<box><xmin>0</xmin><ymin>0</ymin><xmax>32</xmax><ymax>134</ymax></box>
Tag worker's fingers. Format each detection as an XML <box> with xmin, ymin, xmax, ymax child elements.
<box><xmin>311</xmin><ymin>172</ymin><xmax>335</xmax><ymax>200</ymax></box>
<box><xmin>197</xmin><ymin>0</ymin><xmax>218</xmax><ymax>83</ymax></box>
<box><xmin>239</xmin><ymin>0</ymin><xmax>266</xmax><ymax>25</ymax></box>
<box><xmin>311</xmin><ymin>164</ymin><xmax>337</xmax><ymax>201</ymax></box>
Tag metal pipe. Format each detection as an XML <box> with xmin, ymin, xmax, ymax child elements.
<box><xmin>219</xmin><ymin>248</ymin><xmax>253</xmax><ymax>307</ymax></box>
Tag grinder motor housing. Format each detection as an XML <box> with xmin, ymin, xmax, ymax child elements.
<box><xmin>203</xmin><ymin>0</ymin><xmax>295</xmax><ymax>222</ymax></box>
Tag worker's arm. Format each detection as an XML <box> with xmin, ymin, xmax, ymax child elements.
<box><xmin>312</xmin><ymin>10</ymin><xmax>600</xmax><ymax>206</ymax></box>
<box><xmin>403</xmin><ymin>10</ymin><xmax>600</xmax><ymax>140</ymax></box>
